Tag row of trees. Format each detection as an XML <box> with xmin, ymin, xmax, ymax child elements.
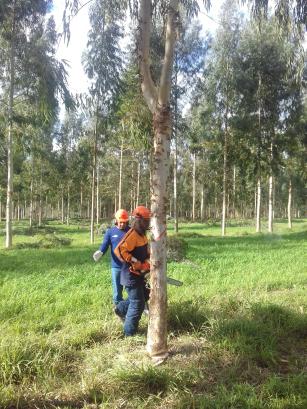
<box><xmin>2</xmin><ymin>2</ymin><xmax>305</xmax><ymax>234</ymax></box>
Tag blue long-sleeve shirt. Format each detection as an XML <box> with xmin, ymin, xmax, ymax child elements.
<box><xmin>99</xmin><ymin>225</ymin><xmax>130</xmax><ymax>268</ymax></box>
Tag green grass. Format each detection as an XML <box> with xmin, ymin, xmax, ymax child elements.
<box><xmin>0</xmin><ymin>219</ymin><xmax>306</xmax><ymax>408</ymax></box>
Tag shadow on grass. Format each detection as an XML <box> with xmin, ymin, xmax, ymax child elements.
<box><xmin>169</xmin><ymin>300</ymin><xmax>307</xmax><ymax>373</ymax></box>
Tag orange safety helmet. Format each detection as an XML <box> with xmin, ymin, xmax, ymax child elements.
<box><xmin>132</xmin><ymin>206</ymin><xmax>151</xmax><ymax>220</ymax></box>
<box><xmin>115</xmin><ymin>209</ymin><xmax>129</xmax><ymax>222</ymax></box>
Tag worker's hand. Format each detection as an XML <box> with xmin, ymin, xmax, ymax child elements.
<box><xmin>140</xmin><ymin>261</ymin><xmax>150</xmax><ymax>272</ymax></box>
<box><xmin>93</xmin><ymin>250</ymin><xmax>103</xmax><ymax>262</ymax></box>
<box><xmin>131</xmin><ymin>260</ymin><xmax>142</xmax><ymax>271</ymax></box>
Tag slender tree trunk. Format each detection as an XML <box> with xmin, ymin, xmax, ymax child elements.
<box><xmin>61</xmin><ymin>188</ymin><xmax>64</xmax><ymax>223</ymax></box>
<box><xmin>268</xmin><ymin>175</ymin><xmax>273</xmax><ymax>233</ymax></box>
<box><xmin>90</xmin><ymin>115</ymin><xmax>98</xmax><ymax>244</ymax></box>
<box><xmin>256</xmin><ymin>178</ymin><xmax>261</xmax><ymax>232</ymax></box>
<box><xmin>139</xmin><ymin>0</ymin><xmax>179</xmax><ymax>362</ymax></box>
<box><xmin>200</xmin><ymin>185</ymin><xmax>204</xmax><ymax>221</ymax></box>
<box><xmin>118</xmin><ymin>140</ymin><xmax>123</xmax><ymax>209</ymax></box>
<box><xmin>233</xmin><ymin>166</ymin><xmax>236</xmax><ymax>218</ymax></box>
<box><xmin>29</xmin><ymin>179</ymin><xmax>33</xmax><ymax>228</ymax></box>
<box><xmin>221</xmin><ymin>129</ymin><xmax>228</xmax><ymax>237</ymax></box>
<box><xmin>17</xmin><ymin>193</ymin><xmax>20</xmax><ymax>221</ymax></box>
<box><xmin>173</xmin><ymin>54</ymin><xmax>179</xmax><ymax>233</ymax></box>
<box><xmin>80</xmin><ymin>184</ymin><xmax>83</xmax><ymax>219</ymax></box>
<box><xmin>287</xmin><ymin>179</ymin><xmax>292</xmax><ymax>229</ymax></box>
<box><xmin>38</xmin><ymin>169</ymin><xmax>43</xmax><ymax>227</ymax></box>
<box><xmin>96</xmin><ymin>164</ymin><xmax>99</xmax><ymax>225</ymax></box>
<box><xmin>192</xmin><ymin>152</ymin><xmax>196</xmax><ymax>221</ymax></box>
<box><xmin>5</xmin><ymin>5</ymin><xmax>16</xmax><ymax>248</ymax></box>
<box><xmin>268</xmin><ymin>142</ymin><xmax>274</xmax><ymax>233</ymax></box>
<box><xmin>67</xmin><ymin>184</ymin><xmax>70</xmax><ymax>226</ymax></box>
<box><xmin>0</xmin><ymin>200</ymin><xmax>2</xmax><ymax>222</ymax></box>
<box><xmin>173</xmin><ymin>151</ymin><xmax>178</xmax><ymax>232</ymax></box>
<box><xmin>136</xmin><ymin>161</ymin><xmax>140</xmax><ymax>207</ymax></box>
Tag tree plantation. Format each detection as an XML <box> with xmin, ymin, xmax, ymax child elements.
<box><xmin>0</xmin><ymin>0</ymin><xmax>306</xmax><ymax>407</ymax></box>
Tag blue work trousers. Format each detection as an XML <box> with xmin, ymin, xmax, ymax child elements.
<box><xmin>116</xmin><ymin>284</ymin><xmax>145</xmax><ymax>336</ymax></box>
<box><xmin>111</xmin><ymin>267</ymin><xmax>123</xmax><ymax>305</ymax></box>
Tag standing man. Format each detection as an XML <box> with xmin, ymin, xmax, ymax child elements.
<box><xmin>114</xmin><ymin>206</ymin><xmax>151</xmax><ymax>336</ymax></box>
<box><xmin>93</xmin><ymin>209</ymin><xmax>130</xmax><ymax>305</ymax></box>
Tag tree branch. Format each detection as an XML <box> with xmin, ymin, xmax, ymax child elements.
<box><xmin>139</xmin><ymin>0</ymin><xmax>157</xmax><ymax>113</ymax></box>
<box><xmin>158</xmin><ymin>0</ymin><xmax>179</xmax><ymax>106</ymax></box>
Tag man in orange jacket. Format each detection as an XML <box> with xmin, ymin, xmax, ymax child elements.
<box><xmin>114</xmin><ymin>205</ymin><xmax>151</xmax><ymax>336</ymax></box>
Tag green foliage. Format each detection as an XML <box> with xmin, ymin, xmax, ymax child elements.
<box><xmin>15</xmin><ymin>233</ymin><xmax>72</xmax><ymax>249</ymax></box>
<box><xmin>167</xmin><ymin>235</ymin><xmax>188</xmax><ymax>261</ymax></box>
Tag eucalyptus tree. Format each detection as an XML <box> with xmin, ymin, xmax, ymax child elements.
<box><xmin>82</xmin><ymin>0</ymin><xmax>124</xmax><ymax>243</ymax></box>
<box><xmin>0</xmin><ymin>1</ymin><xmax>72</xmax><ymax>246</ymax></box>
<box><xmin>0</xmin><ymin>0</ymin><xmax>49</xmax><ymax>246</ymax></box>
<box><xmin>113</xmin><ymin>63</ymin><xmax>152</xmax><ymax>209</ymax></box>
<box><xmin>235</xmin><ymin>16</ymin><xmax>305</xmax><ymax>232</ymax></box>
<box><xmin>209</xmin><ymin>0</ymin><xmax>242</xmax><ymax>235</ymax></box>
<box><xmin>171</xmin><ymin>20</ymin><xmax>208</xmax><ymax>229</ymax></box>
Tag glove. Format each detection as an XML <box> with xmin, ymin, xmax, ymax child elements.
<box><xmin>140</xmin><ymin>261</ymin><xmax>150</xmax><ymax>272</ymax></box>
<box><xmin>130</xmin><ymin>260</ymin><xmax>142</xmax><ymax>271</ymax></box>
<box><xmin>93</xmin><ymin>250</ymin><xmax>103</xmax><ymax>262</ymax></box>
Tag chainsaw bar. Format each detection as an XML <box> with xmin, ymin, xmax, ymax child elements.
<box><xmin>166</xmin><ymin>277</ymin><xmax>183</xmax><ymax>286</ymax></box>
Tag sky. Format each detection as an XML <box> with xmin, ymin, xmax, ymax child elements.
<box><xmin>50</xmin><ymin>0</ymin><xmax>306</xmax><ymax>98</ymax></box>
<box><xmin>51</xmin><ymin>0</ymin><xmax>225</xmax><ymax>96</ymax></box>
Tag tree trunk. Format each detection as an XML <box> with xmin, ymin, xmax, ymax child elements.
<box><xmin>192</xmin><ymin>152</ymin><xmax>196</xmax><ymax>221</ymax></box>
<box><xmin>5</xmin><ymin>6</ymin><xmax>16</xmax><ymax>248</ymax></box>
<box><xmin>90</xmin><ymin>115</ymin><xmax>98</xmax><ymax>244</ymax></box>
<box><xmin>17</xmin><ymin>193</ymin><xmax>20</xmax><ymax>221</ymax></box>
<box><xmin>268</xmin><ymin>175</ymin><xmax>273</xmax><ymax>232</ymax></box>
<box><xmin>96</xmin><ymin>164</ymin><xmax>99</xmax><ymax>224</ymax></box>
<box><xmin>287</xmin><ymin>179</ymin><xmax>292</xmax><ymax>229</ymax></box>
<box><xmin>80</xmin><ymin>184</ymin><xmax>83</xmax><ymax>219</ymax></box>
<box><xmin>38</xmin><ymin>169</ymin><xmax>43</xmax><ymax>227</ymax></box>
<box><xmin>222</xmin><ymin>132</ymin><xmax>228</xmax><ymax>237</ymax></box>
<box><xmin>118</xmin><ymin>141</ymin><xmax>123</xmax><ymax>209</ymax></box>
<box><xmin>200</xmin><ymin>185</ymin><xmax>204</xmax><ymax>221</ymax></box>
<box><xmin>233</xmin><ymin>165</ymin><xmax>236</xmax><ymax>218</ymax></box>
<box><xmin>61</xmin><ymin>188</ymin><xmax>64</xmax><ymax>223</ymax></box>
<box><xmin>29</xmin><ymin>179</ymin><xmax>33</xmax><ymax>228</ymax></box>
<box><xmin>268</xmin><ymin>142</ymin><xmax>274</xmax><ymax>233</ymax></box>
<box><xmin>136</xmin><ymin>161</ymin><xmax>140</xmax><ymax>207</ymax></box>
<box><xmin>173</xmin><ymin>54</ymin><xmax>179</xmax><ymax>233</ymax></box>
<box><xmin>67</xmin><ymin>184</ymin><xmax>70</xmax><ymax>226</ymax></box>
<box><xmin>256</xmin><ymin>178</ymin><xmax>261</xmax><ymax>232</ymax></box>
<box><xmin>147</xmin><ymin>105</ymin><xmax>171</xmax><ymax>362</ymax></box>
<box><xmin>139</xmin><ymin>0</ymin><xmax>179</xmax><ymax>362</ymax></box>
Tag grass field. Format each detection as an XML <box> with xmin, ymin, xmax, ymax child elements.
<box><xmin>0</xmin><ymin>219</ymin><xmax>306</xmax><ymax>409</ymax></box>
